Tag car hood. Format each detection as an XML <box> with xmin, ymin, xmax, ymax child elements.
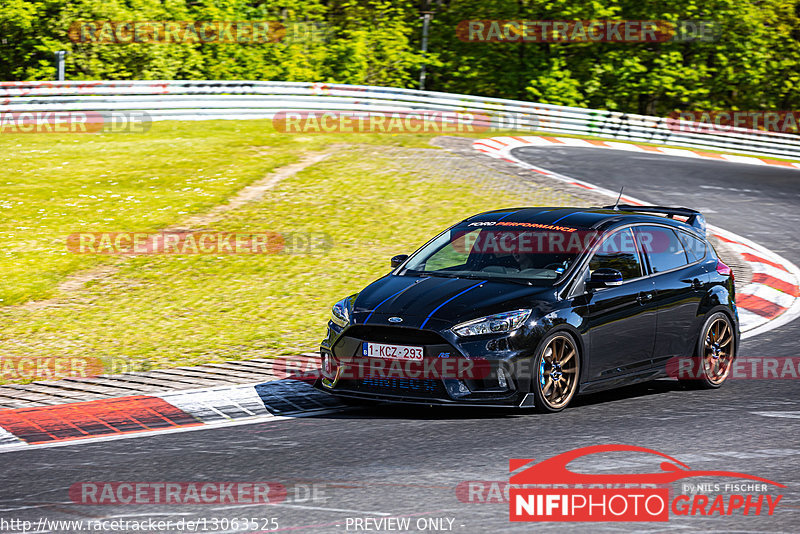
<box><xmin>351</xmin><ymin>274</ymin><xmax>556</xmax><ymax>328</ymax></box>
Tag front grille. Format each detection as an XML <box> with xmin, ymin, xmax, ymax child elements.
<box><xmin>341</xmin><ymin>378</ymin><xmax>447</xmax><ymax>398</ymax></box>
<box><xmin>344</xmin><ymin>325</ymin><xmax>447</xmax><ymax>345</ymax></box>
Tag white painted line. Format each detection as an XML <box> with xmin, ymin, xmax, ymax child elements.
<box><xmin>0</xmin><ymin>426</ymin><xmax>24</xmax><ymax>447</ymax></box>
<box><xmin>226</xmin><ymin>396</ymin><xmax>258</xmax><ymax>417</ymax></box>
<box><xmin>474</xmin><ymin>138</ymin><xmax>507</xmax><ymax>150</ymax></box>
<box><xmin>159</xmin><ymin>384</ymin><xmax>269</xmax><ymax>423</ymax></box>
<box><xmin>739</xmin><ymin>284</ymin><xmax>795</xmax><ymax>309</ymax></box>
<box><xmin>472</xmin><ymin>142</ymin><xmax>504</xmax><ymax>153</ymax></box>
<box><xmin>603</xmin><ymin>141</ymin><xmax>646</xmax><ymax>152</ymax></box>
<box><xmin>516</xmin><ymin>136</ymin><xmax>553</xmax><ymax>146</ymax></box>
<box><xmin>491</xmin><ymin>136</ymin><xmax>517</xmax><ymax>145</ymax></box>
<box><xmin>553</xmin><ymin>137</ymin><xmax>595</xmax><ymax>147</ymax></box>
<box><xmin>720</xmin><ymin>154</ymin><xmax>768</xmax><ymax>165</ymax></box>
<box><xmin>737</xmin><ymin>309</ymin><xmax>770</xmax><ymax>331</ymax></box>
<box><xmin>750</xmin><ymin>411</ymin><xmax>800</xmax><ymax>419</ymax></box>
<box><xmin>750</xmin><ymin>262</ymin><xmax>798</xmax><ymax>285</ymax></box>
<box><xmin>726</xmin><ymin>240</ymin><xmax>770</xmax><ymax>257</ymax></box>
<box><xmin>657</xmin><ymin>147</ymin><xmax>705</xmax><ymax>158</ymax></box>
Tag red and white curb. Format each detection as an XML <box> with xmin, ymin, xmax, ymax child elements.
<box><xmin>475</xmin><ymin>135</ymin><xmax>800</xmax><ymax>170</ymax></box>
<box><xmin>0</xmin><ymin>375</ymin><xmax>337</xmax><ymax>453</ymax></box>
<box><xmin>473</xmin><ymin>135</ymin><xmax>800</xmax><ymax>338</ymax></box>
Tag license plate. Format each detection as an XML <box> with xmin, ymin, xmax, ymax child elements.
<box><xmin>362</xmin><ymin>342</ymin><xmax>423</xmax><ymax>361</ymax></box>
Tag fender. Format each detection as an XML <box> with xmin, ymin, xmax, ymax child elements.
<box><xmin>700</xmin><ymin>283</ymin><xmax>735</xmax><ymax>315</ymax></box>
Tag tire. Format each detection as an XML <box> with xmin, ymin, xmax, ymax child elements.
<box><xmin>531</xmin><ymin>332</ymin><xmax>581</xmax><ymax>413</ymax></box>
<box><xmin>679</xmin><ymin>312</ymin><xmax>735</xmax><ymax>389</ymax></box>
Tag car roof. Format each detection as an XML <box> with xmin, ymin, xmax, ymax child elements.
<box><xmin>462</xmin><ymin>207</ymin><xmax>702</xmax><ymax>235</ymax></box>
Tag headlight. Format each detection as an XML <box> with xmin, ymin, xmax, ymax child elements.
<box><xmin>452</xmin><ymin>309</ymin><xmax>531</xmax><ymax>337</ymax></box>
<box><xmin>331</xmin><ymin>298</ymin><xmax>351</xmax><ymax>328</ymax></box>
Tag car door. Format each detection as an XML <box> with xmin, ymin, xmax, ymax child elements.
<box><xmin>633</xmin><ymin>225</ymin><xmax>708</xmax><ymax>363</ymax></box>
<box><xmin>577</xmin><ymin>227</ymin><xmax>658</xmax><ymax>381</ymax></box>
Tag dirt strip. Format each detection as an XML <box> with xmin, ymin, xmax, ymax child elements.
<box><xmin>17</xmin><ymin>151</ymin><xmax>333</xmax><ymax>312</ymax></box>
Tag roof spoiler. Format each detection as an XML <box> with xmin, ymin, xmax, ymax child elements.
<box><xmin>603</xmin><ymin>204</ymin><xmax>706</xmax><ymax>235</ymax></box>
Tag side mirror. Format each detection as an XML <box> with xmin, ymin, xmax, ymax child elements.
<box><xmin>587</xmin><ymin>268</ymin><xmax>623</xmax><ymax>289</ymax></box>
<box><xmin>391</xmin><ymin>254</ymin><xmax>409</xmax><ymax>269</ymax></box>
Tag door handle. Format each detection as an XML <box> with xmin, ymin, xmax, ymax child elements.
<box><xmin>683</xmin><ymin>278</ymin><xmax>703</xmax><ymax>290</ymax></box>
<box><xmin>637</xmin><ymin>291</ymin><xmax>653</xmax><ymax>304</ymax></box>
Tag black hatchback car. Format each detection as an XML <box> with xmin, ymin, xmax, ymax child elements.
<box><xmin>316</xmin><ymin>205</ymin><xmax>738</xmax><ymax>412</ymax></box>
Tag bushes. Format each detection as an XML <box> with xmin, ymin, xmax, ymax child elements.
<box><xmin>2</xmin><ymin>0</ymin><xmax>799</xmax><ymax>115</ymax></box>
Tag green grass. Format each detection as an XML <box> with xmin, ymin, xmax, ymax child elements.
<box><xmin>0</xmin><ymin>121</ymin><xmax>577</xmax><ymax>377</ymax></box>
<box><xmin>0</xmin><ymin>121</ymin><xmax>444</xmax><ymax>306</ymax></box>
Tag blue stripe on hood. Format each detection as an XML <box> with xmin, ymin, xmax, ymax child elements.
<box><xmin>419</xmin><ymin>280</ymin><xmax>486</xmax><ymax>329</ymax></box>
<box><xmin>364</xmin><ymin>277</ymin><xmax>430</xmax><ymax>323</ymax></box>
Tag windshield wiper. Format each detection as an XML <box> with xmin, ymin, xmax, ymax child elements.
<box><xmin>444</xmin><ymin>272</ymin><xmax>536</xmax><ymax>285</ymax></box>
<box><xmin>408</xmin><ymin>271</ymin><xmax>537</xmax><ymax>285</ymax></box>
<box><xmin>419</xmin><ymin>271</ymin><xmax>459</xmax><ymax>278</ymax></box>
<box><xmin>486</xmin><ymin>276</ymin><xmax>535</xmax><ymax>286</ymax></box>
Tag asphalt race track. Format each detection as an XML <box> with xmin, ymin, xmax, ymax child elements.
<box><xmin>1</xmin><ymin>148</ymin><xmax>798</xmax><ymax>533</ymax></box>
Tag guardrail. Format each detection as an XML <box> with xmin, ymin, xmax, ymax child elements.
<box><xmin>2</xmin><ymin>80</ymin><xmax>800</xmax><ymax>160</ymax></box>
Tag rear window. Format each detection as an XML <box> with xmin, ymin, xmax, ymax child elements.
<box><xmin>634</xmin><ymin>226</ymin><xmax>689</xmax><ymax>274</ymax></box>
<box><xmin>677</xmin><ymin>231</ymin><xmax>707</xmax><ymax>262</ymax></box>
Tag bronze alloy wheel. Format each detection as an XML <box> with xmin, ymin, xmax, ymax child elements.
<box><xmin>535</xmin><ymin>333</ymin><xmax>580</xmax><ymax>412</ymax></box>
<box><xmin>703</xmin><ymin>316</ymin><xmax>734</xmax><ymax>385</ymax></box>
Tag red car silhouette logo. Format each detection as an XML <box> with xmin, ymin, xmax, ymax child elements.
<box><xmin>510</xmin><ymin>444</ymin><xmax>785</xmax><ymax>487</ymax></box>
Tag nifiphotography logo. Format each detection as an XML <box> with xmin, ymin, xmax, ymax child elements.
<box><xmin>508</xmin><ymin>444</ymin><xmax>784</xmax><ymax>522</ymax></box>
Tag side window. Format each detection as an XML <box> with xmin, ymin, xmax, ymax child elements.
<box><xmin>588</xmin><ymin>228</ymin><xmax>643</xmax><ymax>280</ymax></box>
<box><xmin>635</xmin><ymin>226</ymin><xmax>689</xmax><ymax>274</ymax></box>
<box><xmin>677</xmin><ymin>231</ymin><xmax>706</xmax><ymax>263</ymax></box>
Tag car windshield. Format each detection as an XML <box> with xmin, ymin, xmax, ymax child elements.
<box><xmin>400</xmin><ymin>225</ymin><xmax>599</xmax><ymax>283</ymax></box>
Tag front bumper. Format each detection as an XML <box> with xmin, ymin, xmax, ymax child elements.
<box><xmin>315</xmin><ymin>380</ymin><xmax>535</xmax><ymax>408</ymax></box>
<box><xmin>315</xmin><ymin>323</ymin><xmax>536</xmax><ymax>408</ymax></box>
